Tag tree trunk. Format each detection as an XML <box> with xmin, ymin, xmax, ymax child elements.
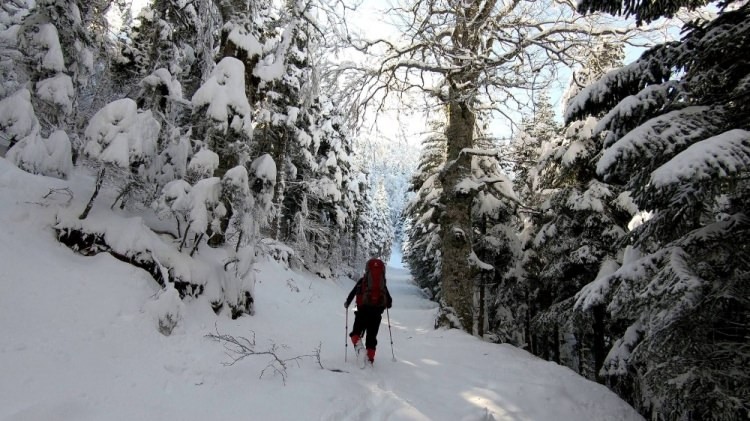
<box><xmin>439</xmin><ymin>96</ymin><xmax>477</xmax><ymax>329</ymax></box>
<box><xmin>269</xmin><ymin>130</ymin><xmax>288</xmax><ymax>240</ymax></box>
<box><xmin>593</xmin><ymin>304</ymin><xmax>607</xmax><ymax>383</ymax></box>
<box><xmin>79</xmin><ymin>166</ymin><xmax>105</xmax><ymax>220</ymax></box>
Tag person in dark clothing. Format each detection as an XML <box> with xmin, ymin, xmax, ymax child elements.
<box><xmin>344</xmin><ymin>265</ymin><xmax>392</xmax><ymax>364</ymax></box>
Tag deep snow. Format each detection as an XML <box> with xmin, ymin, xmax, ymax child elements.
<box><xmin>0</xmin><ymin>158</ymin><xmax>643</xmax><ymax>421</ymax></box>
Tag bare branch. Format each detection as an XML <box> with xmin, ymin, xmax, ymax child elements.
<box><xmin>205</xmin><ymin>327</ymin><xmax>345</xmax><ymax>384</ymax></box>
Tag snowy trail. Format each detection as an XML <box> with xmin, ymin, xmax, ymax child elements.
<box><xmin>314</xmin><ymin>264</ymin><xmax>642</xmax><ymax>421</ymax></box>
<box><xmin>0</xmin><ymin>159</ymin><xmax>643</xmax><ymax>421</ymax></box>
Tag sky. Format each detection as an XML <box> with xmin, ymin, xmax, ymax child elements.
<box><xmin>0</xmin><ymin>157</ymin><xmax>644</xmax><ymax>420</ymax></box>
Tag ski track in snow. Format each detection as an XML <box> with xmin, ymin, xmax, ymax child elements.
<box><xmin>0</xmin><ymin>159</ymin><xmax>643</xmax><ymax>421</ymax></box>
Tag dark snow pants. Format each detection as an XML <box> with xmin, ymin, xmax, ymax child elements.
<box><xmin>350</xmin><ymin>306</ymin><xmax>384</xmax><ymax>350</ymax></box>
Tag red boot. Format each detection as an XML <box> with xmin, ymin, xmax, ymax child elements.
<box><xmin>367</xmin><ymin>348</ymin><xmax>376</xmax><ymax>363</ymax></box>
<box><xmin>351</xmin><ymin>335</ymin><xmax>363</xmax><ymax>353</ymax></box>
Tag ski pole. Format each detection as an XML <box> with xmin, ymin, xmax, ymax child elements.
<box><xmin>345</xmin><ymin>307</ymin><xmax>349</xmax><ymax>362</ymax></box>
<box><xmin>386</xmin><ymin>308</ymin><xmax>395</xmax><ymax>361</ymax></box>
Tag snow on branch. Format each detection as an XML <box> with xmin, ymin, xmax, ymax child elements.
<box><xmin>565</xmin><ymin>180</ymin><xmax>613</xmax><ymax>213</ymax></box>
<box><xmin>649</xmin><ymin>129</ymin><xmax>750</xmax><ymax>188</ymax></box>
<box><xmin>600</xmin><ymin>320</ymin><xmax>643</xmax><ymax>377</ymax></box>
<box><xmin>7</xmin><ymin>129</ymin><xmax>72</xmax><ymax>178</ymax></box>
<box><xmin>141</xmin><ymin>68</ymin><xmax>184</xmax><ymax>102</ymax></box>
<box><xmin>678</xmin><ymin>213</ymin><xmax>749</xmax><ymax>248</ymax></box>
<box><xmin>0</xmin><ymin>89</ymin><xmax>38</xmax><ymax>143</ymax></box>
<box><xmin>594</xmin><ymin>80</ymin><xmax>682</xmax><ymax>146</ymax></box>
<box><xmin>83</xmin><ymin>98</ymin><xmax>160</xmax><ymax>168</ymax></box>
<box><xmin>574</xmin><ymin>259</ymin><xmax>621</xmax><ymax>311</ymax></box>
<box><xmin>36</xmin><ymin>74</ymin><xmax>75</xmax><ymax>115</ymax></box>
<box><xmin>191</xmin><ymin>57</ymin><xmax>252</xmax><ymax>137</ymax></box>
<box><xmin>226</xmin><ymin>22</ymin><xmax>263</xmax><ymax>58</ymax></box>
<box><xmin>596</xmin><ymin>106</ymin><xmax>726</xmax><ymax>181</ymax></box>
<box><xmin>253</xmin><ymin>18</ymin><xmax>298</xmax><ymax>83</ymax></box>
<box><xmin>564</xmin><ymin>42</ymin><xmax>681</xmax><ymax>124</ymax></box>
<box><xmin>468</xmin><ymin>250</ymin><xmax>494</xmax><ymax>272</ymax></box>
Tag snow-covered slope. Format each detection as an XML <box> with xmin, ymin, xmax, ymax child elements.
<box><xmin>0</xmin><ymin>158</ymin><xmax>642</xmax><ymax>421</ymax></box>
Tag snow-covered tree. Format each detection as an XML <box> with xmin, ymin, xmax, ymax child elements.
<box><xmin>191</xmin><ymin>56</ymin><xmax>253</xmax><ymax>177</ymax></box>
<box><xmin>16</xmin><ymin>0</ymin><xmax>94</xmax><ymax>130</ymax></box>
<box><xmin>116</xmin><ymin>0</ymin><xmax>217</xmax><ymax>94</ymax></box>
<box><xmin>281</xmin><ymin>98</ymin><xmax>364</xmax><ymax>275</ymax></box>
<box><xmin>510</xmin><ymin>91</ymin><xmax>561</xmax><ymax>205</ymax></box>
<box><xmin>0</xmin><ymin>0</ymin><xmax>99</xmax><ymax>176</ymax></box>
<box><xmin>368</xmin><ymin>180</ymin><xmax>393</xmax><ymax>260</ymax></box>
<box><xmin>470</xmin><ymin>152</ymin><xmax>521</xmax><ymax>339</ymax></box>
<box><xmin>403</xmin><ymin>119</ymin><xmax>447</xmax><ymax>297</ymax></box>
<box><xmin>335</xmin><ymin>0</ymin><xmax>669</xmax><ymax>329</ymax></box>
<box><xmin>250</xmin><ymin>0</ymin><xmax>318</xmax><ymax>241</ymax></box>
<box><xmin>568</xmin><ymin>1</ymin><xmax>750</xmax><ymax>418</ymax></box>
<box><xmin>79</xmin><ymin>98</ymin><xmax>160</xmax><ymax>219</ymax></box>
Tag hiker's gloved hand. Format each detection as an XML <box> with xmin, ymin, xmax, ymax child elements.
<box><xmin>344</xmin><ymin>301</ymin><xmax>349</xmax><ymax>309</ymax></box>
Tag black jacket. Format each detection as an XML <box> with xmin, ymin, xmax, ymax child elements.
<box><xmin>345</xmin><ymin>278</ymin><xmax>392</xmax><ymax>309</ymax></box>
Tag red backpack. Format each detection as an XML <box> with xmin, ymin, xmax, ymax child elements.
<box><xmin>357</xmin><ymin>258</ymin><xmax>387</xmax><ymax>307</ymax></box>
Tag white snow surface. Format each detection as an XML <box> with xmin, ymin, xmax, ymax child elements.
<box><xmin>0</xmin><ymin>158</ymin><xmax>643</xmax><ymax>421</ymax></box>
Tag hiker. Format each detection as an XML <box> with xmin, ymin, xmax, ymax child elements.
<box><xmin>344</xmin><ymin>258</ymin><xmax>392</xmax><ymax>364</ymax></box>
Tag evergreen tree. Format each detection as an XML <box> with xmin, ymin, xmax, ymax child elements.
<box><xmin>287</xmin><ymin>98</ymin><xmax>364</xmax><ymax>274</ymax></box>
<box><xmin>569</xmin><ymin>1</ymin><xmax>750</xmax><ymax>418</ymax></box>
<box><xmin>369</xmin><ymin>179</ymin><xmax>393</xmax><ymax>260</ymax></box>
<box><xmin>471</xmin><ymin>152</ymin><xmax>521</xmax><ymax>340</ymax></box>
<box><xmin>510</xmin><ymin>91</ymin><xmax>561</xmax><ymax>205</ymax></box>
<box><xmin>190</xmin><ymin>56</ymin><xmax>254</xmax><ymax>245</ymax></box>
<box><xmin>403</xmin><ymin>119</ymin><xmax>447</xmax><ymax>297</ymax></box>
<box><xmin>251</xmin><ymin>0</ymin><xmax>318</xmax><ymax>242</ymax></box>
<box><xmin>2</xmin><ymin>0</ymin><xmax>98</xmax><ymax>176</ymax></box>
<box><xmin>520</xmin><ymin>40</ymin><xmax>628</xmax><ymax>377</ymax></box>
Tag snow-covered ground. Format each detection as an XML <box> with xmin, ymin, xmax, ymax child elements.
<box><xmin>0</xmin><ymin>158</ymin><xmax>642</xmax><ymax>421</ymax></box>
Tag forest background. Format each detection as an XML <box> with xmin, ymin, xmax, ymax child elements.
<box><xmin>0</xmin><ymin>0</ymin><xmax>748</xmax><ymax>419</ymax></box>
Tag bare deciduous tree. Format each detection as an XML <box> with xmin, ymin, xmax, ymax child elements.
<box><xmin>330</xmin><ymin>0</ymin><xmax>669</xmax><ymax>329</ymax></box>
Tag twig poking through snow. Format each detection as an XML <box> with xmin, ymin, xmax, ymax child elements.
<box><xmin>205</xmin><ymin>327</ymin><xmax>342</xmax><ymax>384</ymax></box>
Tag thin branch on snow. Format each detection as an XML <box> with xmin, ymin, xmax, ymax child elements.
<box><xmin>205</xmin><ymin>327</ymin><xmax>336</xmax><ymax>384</ymax></box>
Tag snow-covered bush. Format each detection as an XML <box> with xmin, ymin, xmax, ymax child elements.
<box><xmin>83</xmin><ymin>98</ymin><xmax>160</xmax><ymax>170</ymax></box>
<box><xmin>191</xmin><ymin>57</ymin><xmax>253</xmax><ymax>175</ymax></box>
<box><xmin>0</xmin><ymin>89</ymin><xmax>39</xmax><ymax>148</ymax></box>
<box><xmin>186</xmin><ymin>148</ymin><xmax>219</xmax><ymax>182</ymax></box>
<box><xmin>79</xmin><ymin>98</ymin><xmax>160</xmax><ymax>218</ymax></box>
<box><xmin>148</xmin><ymin>280</ymin><xmax>184</xmax><ymax>336</ymax></box>
<box><xmin>7</xmin><ymin>129</ymin><xmax>72</xmax><ymax>178</ymax></box>
<box><xmin>1</xmin><ymin>89</ymin><xmax>73</xmax><ymax>178</ymax></box>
